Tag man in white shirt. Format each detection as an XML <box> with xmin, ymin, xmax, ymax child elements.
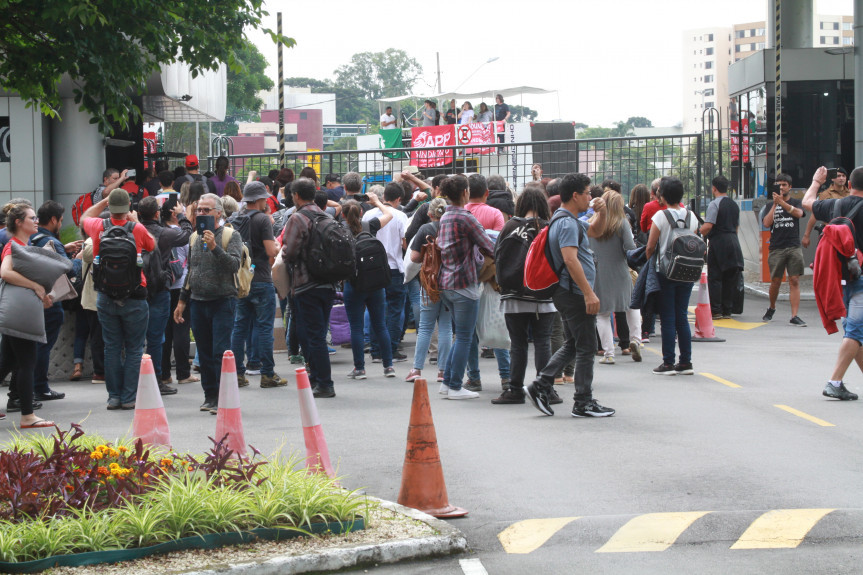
<box><xmin>363</xmin><ymin>182</ymin><xmax>409</xmax><ymax>361</ymax></box>
<box><xmin>380</xmin><ymin>106</ymin><xmax>397</xmax><ymax>129</ymax></box>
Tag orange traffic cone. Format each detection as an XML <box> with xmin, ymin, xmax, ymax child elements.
<box><xmin>295</xmin><ymin>367</ymin><xmax>335</xmax><ymax>478</ymax></box>
<box><xmin>132</xmin><ymin>354</ymin><xmax>171</xmax><ymax>447</ymax></box>
<box><xmin>693</xmin><ymin>270</ymin><xmax>726</xmax><ymax>343</ymax></box>
<box><xmin>215</xmin><ymin>351</ymin><xmax>246</xmax><ymax>457</ymax></box>
<box><xmin>397</xmin><ymin>378</ymin><xmax>468</xmax><ymax>518</ymax></box>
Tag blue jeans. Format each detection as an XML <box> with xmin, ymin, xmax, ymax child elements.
<box><xmin>230</xmin><ymin>282</ymin><xmax>276</xmax><ymax>376</ymax></box>
<box><xmin>404</xmin><ymin>277</ymin><xmax>421</xmax><ymax>331</ymax></box>
<box><xmin>440</xmin><ymin>289</ymin><xmax>481</xmax><ymax>390</ymax></box>
<box><xmin>34</xmin><ymin>304</ymin><xmax>64</xmax><ymax>394</ymax></box>
<box><xmin>344</xmin><ymin>282</ymin><xmax>391</xmax><ymax>370</ymax></box>
<box><xmin>413</xmin><ymin>293</ymin><xmax>453</xmax><ymax>373</ymax></box>
<box><xmin>73</xmin><ymin>309</ymin><xmax>90</xmax><ymax>365</ymax></box>
<box><xmin>385</xmin><ymin>270</ymin><xmax>406</xmax><ymax>352</ymax></box>
<box><xmin>293</xmin><ymin>288</ymin><xmax>334</xmax><ymax>391</ymax></box>
<box><xmin>657</xmin><ymin>274</ymin><xmax>694</xmax><ymax>366</ymax></box>
<box><xmin>246</xmin><ymin>323</ymin><xmax>260</xmax><ymax>369</ymax></box>
<box><xmin>467</xmin><ymin>334</ymin><xmax>511</xmax><ymax>382</ymax></box>
<box><xmin>145</xmin><ymin>290</ymin><xmax>171</xmax><ymax>378</ymax></box>
<box><xmin>190</xmin><ymin>298</ymin><xmax>236</xmax><ymax>400</ymax></box>
<box><xmin>97</xmin><ymin>294</ymin><xmax>149</xmax><ymax>405</ymax></box>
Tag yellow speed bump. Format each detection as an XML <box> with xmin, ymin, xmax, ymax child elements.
<box><xmin>596</xmin><ymin>512</ymin><xmax>710</xmax><ymax>553</ymax></box>
<box><xmin>498</xmin><ymin>517</ymin><xmax>580</xmax><ymax>554</ymax></box>
<box><xmin>730</xmin><ymin>509</ymin><xmax>835</xmax><ymax>549</ymax></box>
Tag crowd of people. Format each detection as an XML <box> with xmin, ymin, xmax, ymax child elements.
<box><xmin>381</xmin><ymin>94</ymin><xmax>512</xmax><ymax>129</ymax></box>
<box><xmin>3</xmin><ymin>152</ymin><xmax>859</xmax><ymax>427</ymax></box>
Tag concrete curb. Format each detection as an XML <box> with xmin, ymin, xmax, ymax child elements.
<box><xmin>183</xmin><ymin>498</ymin><xmax>468</xmax><ymax>574</ymax></box>
<box><xmin>744</xmin><ymin>283</ymin><xmax>816</xmax><ymax>302</ymax></box>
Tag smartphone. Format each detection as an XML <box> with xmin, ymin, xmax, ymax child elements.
<box><xmin>196</xmin><ymin>215</ymin><xmax>215</xmax><ymax>235</ymax></box>
<box><xmin>126</xmin><ymin>168</ymin><xmax>137</xmax><ymax>179</ymax></box>
<box><xmin>771</xmin><ymin>183</ymin><xmax>782</xmax><ymax>195</ymax></box>
<box><xmin>826</xmin><ymin>168</ymin><xmax>839</xmax><ymax>181</ymax></box>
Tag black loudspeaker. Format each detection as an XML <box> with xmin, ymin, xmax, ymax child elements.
<box><xmin>531</xmin><ymin>122</ymin><xmax>576</xmax><ymax>179</ymax></box>
<box><xmin>105</xmin><ymin>96</ymin><xmax>145</xmax><ymax>175</ymax></box>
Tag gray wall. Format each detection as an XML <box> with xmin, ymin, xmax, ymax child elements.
<box><xmin>0</xmin><ymin>96</ymin><xmax>50</xmax><ymax>207</ymax></box>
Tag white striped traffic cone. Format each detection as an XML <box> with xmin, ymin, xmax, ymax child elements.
<box><xmin>693</xmin><ymin>270</ymin><xmax>725</xmax><ymax>343</ymax></box>
<box><xmin>132</xmin><ymin>354</ymin><xmax>171</xmax><ymax>447</ymax></box>
<box><xmin>295</xmin><ymin>367</ymin><xmax>335</xmax><ymax>478</ymax></box>
<box><xmin>215</xmin><ymin>350</ymin><xmax>247</xmax><ymax>457</ymax></box>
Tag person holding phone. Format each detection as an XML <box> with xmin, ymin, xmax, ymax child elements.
<box><xmin>761</xmin><ymin>173</ymin><xmax>807</xmax><ymax>326</ymax></box>
<box><xmin>173</xmin><ymin>194</ymin><xmax>243</xmax><ymax>414</ymax></box>
<box><xmin>803</xmin><ymin>167</ymin><xmax>849</xmax><ymax>248</ymax></box>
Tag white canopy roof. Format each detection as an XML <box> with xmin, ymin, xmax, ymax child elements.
<box><xmin>377</xmin><ymin>86</ymin><xmax>554</xmax><ymax>104</ymax></box>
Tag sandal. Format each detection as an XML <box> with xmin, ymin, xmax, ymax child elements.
<box><xmin>70</xmin><ymin>363</ymin><xmax>83</xmax><ymax>381</ymax></box>
<box><xmin>20</xmin><ymin>419</ymin><xmax>55</xmax><ymax>429</ymax></box>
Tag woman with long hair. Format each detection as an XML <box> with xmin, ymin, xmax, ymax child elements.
<box><xmin>492</xmin><ymin>185</ymin><xmax>561</xmax><ymax>405</ymax></box>
<box><xmin>628</xmin><ymin>184</ymin><xmax>651</xmax><ymax>245</ymax></box>
<box><xmin>222</xmin><ymin>180</ymin><xmax>243</xmax><ymax>204</ymax></box>
<box><xmin>437</xmin><ymin>175</ymin><xmax>495</xmax><ymax>399</ymax></box>
<box><xmin>589</xmin><ymin>190</ymin><xmax>642</xmax><ymax>364</ymax></box>
<box><xmin>476</xmin><ymin>102</ymin><xmax>493</xmax><ymax>123</ymax></box>
<box><xmin>342</xmin><ymin>194</ymin><xmax>396</xmax><ymax>379</ymax></box>
<box><xmin>458</xmin><ymin>101</ymin><xmax>474</xmax><ymax>124</ymax></box>
<box><xmin>211</xmin><ymin>156</ymin><xmax>238</xmax><ymax>198</ymax></box>
<box><xmin>0</xmin><ymin>205</ymin><xmax>55</xmax><ymax>428</ymax></box>
<box><xmin>299</xmin><ymin>167</ymin><xmax>318</xmax><ymax>188</ymax></box>
<box><xmin>405</xmin><ymin>198</ymin><xmax>452</xmax><ymax>384</ymax></box>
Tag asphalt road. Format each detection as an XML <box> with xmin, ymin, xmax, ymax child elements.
<box><xmin>4</xmin><ymin>293</ymin><xmax>863</xmax><ymax>574</ymax></box>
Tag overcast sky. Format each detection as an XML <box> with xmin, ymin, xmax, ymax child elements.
<box><xmin>248</xmin><ymin>0</ymin><xmax>853</xmax><ymax>127</ymax></box>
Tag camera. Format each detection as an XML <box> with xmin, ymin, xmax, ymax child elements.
<box><xmin>826</xmin><ymin>168</ymin><xmax>839</xmax><ymax>181</ymax></box>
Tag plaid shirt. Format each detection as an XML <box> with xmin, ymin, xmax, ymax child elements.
<box><xmin>437</xmin><ymin>206</ymin><xmax>495</xmax><ymax>290</ymax></box>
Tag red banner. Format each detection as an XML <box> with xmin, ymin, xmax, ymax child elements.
<box><xmin>730</xmin><ymin>118</ymin><xmax>750</xmax><ymax>163</ymax></box>
<box><xmin>456</xmin><ymin>122</ymin><xmax>495</xmax><ymax>155</ymax></box>
<box><xmin>410</xmin><ymin>125</ymin><xmax>454</xmax><ymax>168</ymax></box>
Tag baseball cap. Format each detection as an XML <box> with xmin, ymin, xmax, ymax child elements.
<box><xmin>325</xmin><ymin>174</ymin><xmax>341</xmax><ymax>184</ymax></box>
<box><xmin>241</xmin><ymin>181</ymin><xmax>270</xmax><ymax>203</ymax></box>
<box><xmin>108</xmin><ymin>189</ymin><xmax>131</xmax><ymax>214</ymax></box>
<box><xmin>185</xmin><ymin>155</ymin><xmax>199</xmax><ymax>168</ymax></box>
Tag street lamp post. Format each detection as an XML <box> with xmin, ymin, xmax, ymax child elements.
<box><xmin>452</xmin><ymin>56</ymin><xmax>500</xmax><ymax>93</ymax></box>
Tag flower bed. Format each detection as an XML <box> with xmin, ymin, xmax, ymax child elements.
<box><xmin>0</xmin><ymin>425</ymin><xmax>368</xmax><ymax>572</ymax></box>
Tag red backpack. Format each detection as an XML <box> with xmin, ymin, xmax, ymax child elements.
<box><xmin>72</xmin><ymin>188</ymin><xmax>101</xmax><ymax>226</ymax></box>
<box><xmin>523</xmin><ymin>211</ymin><xmax>582</xmax><ymax>292</ymax></box>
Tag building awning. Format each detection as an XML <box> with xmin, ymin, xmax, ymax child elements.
<box><xmin>142</xmin><ymin>61</ymin><xmax>226</xmax><ymax>122</ymax></box>
<box><xmin>378</xmin><ymin>86</ymin><xmax>554</xmax><ymax>104</ymax></box>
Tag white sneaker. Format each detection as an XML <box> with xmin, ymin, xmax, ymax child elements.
<box><xmin>447</xmin><ymin>387</ymin><xmax>479</xmax><ymax>400</ymax></box>
<box><xmin>439</xmin><ymin>383</ymin><xmax>450</xmax><ymax>395</ymax></box>
<box><xmin>599</xmin><ymin>355</ymin><xmax>615</xmax><ymax>365</ymax></box>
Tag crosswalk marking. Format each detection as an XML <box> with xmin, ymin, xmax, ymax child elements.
<box><xmin>774</xmin><ymin>405</ymin><xmax>835</xmax><ymax>427</ymax></box>
<box><xmin>595</xmin><ymin>512</ymin><xmax>710</xmax><ymax>553</ymax></box>
<box><xmin>459</xmin><ymin>558</ymin><xmax>489</xmax><ymax>575</ymax></box>
<box><xmin>497</xmin><ymin>517</ymin><xmax>580</xmax><ymax>554</ymax></box>
<box><xmin>700</xmin><ymin>372</ymin><xmax>742</xmax><ymax>388</ymax></box>
<box><xmin>730</xmin><ymin>509</ymin><xmax>835</xmax><ymax>549</ymax></box>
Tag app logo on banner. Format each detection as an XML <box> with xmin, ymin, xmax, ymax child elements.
<box><xmin>0</xmin><ymin>117</ymin><xmax>9</xmax><ymax>163</ymax></box>
<box><xmin>410</xmin><ymin>125</ymin><xmax>454</xmax><ymax>168</ymax></box>
<box><xmin>457</xmin><ymin>122</ymin><xmax>495</xmax><ymax>155</ymax></box>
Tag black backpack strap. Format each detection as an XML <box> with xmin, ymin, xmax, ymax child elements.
<box><xmin>841</xmin><ymin>197</ymin><xmax>863</xmax><ymax>222</ymax></box>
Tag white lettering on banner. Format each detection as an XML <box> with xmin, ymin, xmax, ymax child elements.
<box><xmin>510</xmin><ymin>123</ymin><xmax>517</xmax><ymax>188</ymax></box>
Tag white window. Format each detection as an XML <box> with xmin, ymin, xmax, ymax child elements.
<box><xmin>706</xmin><ymin>47</ymin><xmax>714</xmax><ymax>55</ymax></box>
<box><xmin>843</xmin><ymin>22</ymin><xmax>852</xmax><ymax>31</ymax></box>
<box><xmin>704</xmin><ymin>88</ymin><xmax>714</xmax><ymax>96</ymax></box>
<box><xmin>757</xmin><ymin>28</ymin><xmax>765</xmax><ymax>36</ymax></box>
<box><xmin>757</xmin><ymin>42</ymin><xmax>765</xmax><ymax>50</ymax></box>
<box><xmin>833</xmin><ymin>37</ymin><xmax>840</xmax><ymax>45</ymax></box>
<box><xmin>707</xmin><ymin>33</ymin><xmax>713</xmax><ymax>42</ymax></box>
<box><xmin>705</xmin><ymin>61</ymin><xmax>713</xmax><ymax>69</ymax></box>
<box><xmin>704</xmin><ymin>75</ymin><xmax>714</xmax><ymax>83</ymax></box>
<box><xmin>844</xmin><ymin>36</ymin><xmax>854</xmax><ymax>45</ymax></box>
<box><xmin>820</xmin><ymin>35</ymin><xmax>826</xmax><ymax>44</ymax></box>
<box><xmin>705</xmin><ymin>101</ymin><xmax>715</xmax><ymax>108</ymax></box>
<box><xmin>735</xmin><ymin>44</ymin><xmax>742</xmax><ymax>52</ymax></box>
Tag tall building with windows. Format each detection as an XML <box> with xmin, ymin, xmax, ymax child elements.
<box><xmin>682</xmin><ymin>28</ymin><xmax>733</xmax><ymax>134</ymax></box>
<box><xmin>683</xmin><ymin>13</ymin><xmax>852</xmax><ymax>133</ymax></box>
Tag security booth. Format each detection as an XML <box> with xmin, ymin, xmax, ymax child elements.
<box><xmin>728</xmin><ymin>47</ymin><xmax>855</xmax><ymax>201</ymax></box>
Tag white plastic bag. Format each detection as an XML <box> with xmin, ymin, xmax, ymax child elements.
<box><xmin>476</xmin><ymin>282</ymin><xmax>510</xmax><ymax>349</ymax></box>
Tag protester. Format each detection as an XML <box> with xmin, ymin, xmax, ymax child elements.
<box><xmin>173</xmin><ymin>194</ymin><xmax>242</xmax><ymax>414</ymax></box>
<box><xmin>525</xmin><ymin>173</ymin><xmax>615</xmax><ymax>418</ymax></box>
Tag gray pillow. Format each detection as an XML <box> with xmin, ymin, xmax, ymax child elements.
<box><xmin>0</xmin><ymin>282</ymin><xmax>45</xmax><ymax>342</ymax></box>
<box><xmin>10</xmin><ymin>241</ymin><xmax>72</xmax><ymax>291</ymax></box>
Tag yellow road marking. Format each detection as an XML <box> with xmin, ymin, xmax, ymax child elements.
<box><xmin>595</xmin><ymin>512</ymin><xmax>710</xmax><ymax>553</ymax></box>
<box><xmin>642</xmin><ymin>346</ymin><xmax>662</xmax><ymax>356</ymax></box>
<box><xmin>711</xmin><ymin>318</ymin><xmax>764</xmax><ymax>330</ymax></box>
<box><xmin>730</xmin><ymin>509</ymin><xmax>835</xmax><ymax>549</ymax></box>
<box><xmin>700</xmin><ymin>372</ymin><xmax>742</xmax><ymax>388</ymax></box>
<box><xmin>498</xmin><ymin>517</ymin><xmax>580</xmax><ymax>554</ymax></box>
<box><xmin>774</xmin><ymin>405</ymin><xmax>835</xmax><ymax>427</ymax></box>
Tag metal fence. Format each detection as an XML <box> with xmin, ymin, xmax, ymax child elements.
<box><xmin>208</xmin><ymin>133</ymin><xmax>707</xmax><ymax>207</ymax></box>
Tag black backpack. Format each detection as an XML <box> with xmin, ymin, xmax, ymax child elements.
<box><xmin>226</xmin><ymin>209</ymin><xmax>259</xmax><ymax>245</ymax></box>
<box><xmin>825</xmin><ymin>197</ymin><xmax>863</xmax><ymax>281</ymax></box>
<box><xmin>299</xmin><ymin>208</ymin><xmax>356</xmax><ymax>283</ymax></box>
<box><xmin>658</xmin><ymin>209</ymin><xmax>707</xmax><ymax>282</ymax></box>
<box><xmin>351</xmin><ymin>221</ymin><xmax>391</xmax><ymax>292</ymax></box>
<box><xmin>93</xmin><ymin>219</ymin><xmax>141</xmax><ymax>300</ymax></box>
<box><xmin>495</xmin><ymin>216</ymin><xmax>556</xmax><ymax>300</ymax></box>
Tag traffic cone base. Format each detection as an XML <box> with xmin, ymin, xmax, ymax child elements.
<box><xmin>693</xmin><ymin>270</ymin><xmax>726</xmax><ymax>343</ymax></box>
<box><xmin>133</xmin><ymin>354</ymin><xmax>171</xmax><ymax>448</ymax></box>
<box><xmin>398</xmin><ymin>378</ymin><xmax>468</xmax><ymax>519</ymax></box>
<box><xmin>215</xmin><ymin>350</ymin><xmax>246</xmax><ymax>457</ymax></box>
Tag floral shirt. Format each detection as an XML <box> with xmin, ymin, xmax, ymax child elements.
<box><xmin>436</xmin><ymin>206</ymin><xmax>495</xmax><ymax>290</ymax></box>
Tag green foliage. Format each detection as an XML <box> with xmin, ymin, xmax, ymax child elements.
<box><xmin>626</xmin><ymin>116</ymin><xmax>653</xmax><ymax>128</ymax></box>
<box><xmin>577</xmin><ymin>117</ymin><xmax>655</xmax><ymax>140</ymax></box>
<box><xmin>285</xmin><ymin>77</ymin><xmax>376</xmax><ymax>125</ymax></box>
<box><xmin>0</xmin><ymin>1</ymin><xmax>294</xmax><ymax>134</ymax></box>
<box><xmin>335</xmin><ymin>49</ymin><xmax>422</xmax><ymax>100</ymax></box>
<box><xmin>509</xmin><ymin>105</ymin><xmax>538</xmax><ymax>122</ymax></box>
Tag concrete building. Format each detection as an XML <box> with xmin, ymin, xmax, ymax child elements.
<box><xmin>260</xmin><ymin>86</ymin><xmax>336</xmax><ymax>125</ymax></box>
<box><xmin>682</xmin><ymin>28</ymin><xmax>734</xmax><ymax>134</ymax></box>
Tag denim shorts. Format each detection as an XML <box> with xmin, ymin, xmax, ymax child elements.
<box><xmin>843</xmin><ymin>278</ymin><xmax>863</xmax><ymax>343</ymax></box>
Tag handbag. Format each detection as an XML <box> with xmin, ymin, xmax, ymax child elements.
<box><xmin>48</xmin><ymin>273</ymin><xmax>78</xmax><ymax>303</ymax></box>
<box><xmin>403</xmin><ymin>249</ymin><xmax>421</xmax><ymax>283</ymax></box>
<box><xmin>476</xmin><ymin>282</ymin><xmax>510</xmax><ymax>349</ymax></box>
<box><xmin>272</xmin><ymin>249</ymin><xmax>291</xmax><ymax>299</ymax></box>
<box><xmin>419</xmin><ymin>237</ymin><xmax>442</xmax><ymax>304</ymax></box>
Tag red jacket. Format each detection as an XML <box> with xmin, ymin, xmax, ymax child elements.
<box><xmin>813</xmin><ymin>224</ymin><xmax>857</xmax><ymax>334</ymax></box>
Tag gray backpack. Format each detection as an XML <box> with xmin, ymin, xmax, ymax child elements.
<box><xmin>658</xmin><ymin>209</ymin><xmax>706</xmax><ymax>282</ymax></box>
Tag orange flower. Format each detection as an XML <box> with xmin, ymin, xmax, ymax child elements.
<box><xmin>89</xmin><ymin>451</ymin><xmax>103</xmax><ymax>460</ymax></box>
<box><xmin>118</xmin><ymin>446</ymin><xmax>129</xmax><ymax>453</ymax></box>
<box><xmin>65</xmin><ymin>484</ymin><xmax>74</xmax><ymax>492</ymax></box>
<box><xmin>97</xmin><ymin>466</ymin><xmax>109</xmax><ymax>476</ymax></box>
<box><xmin>160</xmin><ymin>458</ymin><xmax>173</xmax><ymax>467</ymax></box>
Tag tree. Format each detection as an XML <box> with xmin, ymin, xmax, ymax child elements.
<box><xmin>626</xmin><ymin>116</ymin><xmax>653</xmax><ymax>128</ymax></box>
<box><xmin>285</xmin><ymin>76</ymin><xmax>377</xmax><ymax>125</ymax></box>
<box><xmin>335</xmin><ymin>49</ymin><xmax>422</xmax><ymax>100</ymax></box>
<box><xmin>508</xmin><ymin>105</ymin><xmax>538</xmax><ymax>122</ymax></box>
<box><xmin>0</xmin><ymin>1</ymin><xmax>293</xmax><ymax>134</ymax></box>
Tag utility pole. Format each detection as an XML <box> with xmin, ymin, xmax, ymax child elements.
<box><xmin>436</xmin><ymin>52</ymin><xmax>442</xmax><ymax>93</ymax></box>
<box><xmin>278</xmin><ymin>12</ymin><xmax>285</xmax><ymax>167</ymax></box>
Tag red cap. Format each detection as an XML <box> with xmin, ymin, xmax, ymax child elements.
<box><xmin>184</xmin><ymin>154</ymin><xmax>199</xmax><ymax>168</ymax></box>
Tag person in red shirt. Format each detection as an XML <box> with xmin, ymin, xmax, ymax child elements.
<box><xmin>81</xmin><ymin>190</ymin><xmax>155</xmax><ymax>410</ymax></box>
